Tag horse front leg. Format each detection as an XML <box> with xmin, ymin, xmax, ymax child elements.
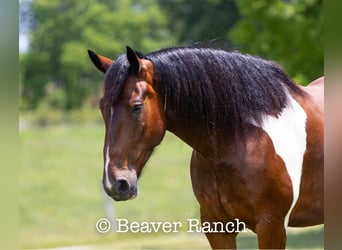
<box><xmin>255</xmin><ymin>214</ymin><xmax>286</xmax><ymax>249</ymax></box>
<box><xmin>191</xmin><ymin>151</ymin><xmax>238</xmax><ymax>249</ymax></box>
<box><xmin>201</xmin><ymin>208</ymin><xmax>238</xmax><ymax>249</ymax></box>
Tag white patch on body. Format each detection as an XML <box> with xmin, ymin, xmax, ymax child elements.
<box><xmin>104</xmin><ymin>107</ymin><xmax>114</xmax><ymax>190</ymax></box>
<box><xmin>251</xmin><ymin>92</ymin><xmax>307</xmax><ymax>228</ymax></box>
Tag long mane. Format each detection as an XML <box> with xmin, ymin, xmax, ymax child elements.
<box><xmin>146</xmin><ymin>46</ymin><xmax>305</xmax><ymax>140</ymax></box>
<box><xmin>104</xmin><ymin>46</ymin><xmax>306</xmax><ymax>142</ymax></box>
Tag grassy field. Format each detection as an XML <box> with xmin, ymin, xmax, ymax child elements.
<box><xmin>19</xmin><ymin>123</ymin><xmax>323</xmax><ymax>249</ymax></box>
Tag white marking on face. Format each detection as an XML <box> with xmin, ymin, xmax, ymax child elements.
<box><xmin>104</xmin><ymin>145</ymin><xmax>112</xmax><ymax>190</ymax></box>
<box><xmin>104</xmin><ymin>107</ymin><xmax>114</xmax><ymax>190</ymax></box>
<box><xmin>251</xmin><ymin>92</ymin><xmax>307</xmax><ymax>229</ymax></box>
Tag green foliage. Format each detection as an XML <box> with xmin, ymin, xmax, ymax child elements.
<box><xmin>160</xmin><ymin>0</ymin><xmax>239</xmax><ymax>45</ymax></box>
<box><xmin>20</xmin><ymin>52</ymin><xmax>49</xmax><ymax>109</ymax></box>
<box><xmin>20</xmin><ymin>0</ymin><xmax>174</xmax><ymax>110</ymax></box>
<box><xmin>20</xmin><ymin>0</ymin><xmax>324</xmax><ymax>110</ymax></box>
<box><xmin>229</xmin><ymin>0</ymin><xmax>323</xmax><ymax>85</ymax></box>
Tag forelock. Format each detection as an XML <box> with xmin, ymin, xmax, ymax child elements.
<box><xmin>103</xmin><ymin>54</ymin><xmax>130</xmax><ymax>104</ymax></box>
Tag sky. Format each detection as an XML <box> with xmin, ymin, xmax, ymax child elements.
<box><xmin>19</xmin><ymin>33</ymin><xmax>29</xmax><ymax>53</ymax></box>
<box><xmin>19</xmin><ymin>0</ymin><xmax>31</xmax><ymax>53</ymax></box>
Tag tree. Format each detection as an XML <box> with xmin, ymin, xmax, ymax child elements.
<box><xmin>229</xmin><ymin>0</ymin><xmax>323</xmax><ymax>85</ymax></box>
<box><xmin>160</xmin><ymin>0</ymin><xmax>240</xmax><ymax>46</ymax></box>
<box><xmin>20</xmin><ymin>0</ymin><xmax>324</xmax><ymax>110</ymax></box>
<box><xmin>20</xmin><ymin>0</ymin><xmax>174</xmax><ymax>110</ymax></box>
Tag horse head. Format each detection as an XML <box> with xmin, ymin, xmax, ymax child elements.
<box><xmin>88</xmin><ymin>47</ymin><xmax>166</xmax><ymax>201</ymax></box>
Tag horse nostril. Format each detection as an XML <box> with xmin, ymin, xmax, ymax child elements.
<box><xmin>117</xmin><ymin>179</ymin><xmax>129</xmax><ymax>195</ymax></box>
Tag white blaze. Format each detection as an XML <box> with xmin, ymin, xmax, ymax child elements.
<box><xmin>104</xmin><ymin>107</ymin><xmax>114</xmax><ymax>190</ymax></box>
<box><xmin>104</xmin><ymin>145</ymin><xmax>112</xmax><ymax>190</ymax></box>
<box><xmin>252</xmin><ymin>92</ymin><xmax>307</xmax><ymax>228</ymax></box>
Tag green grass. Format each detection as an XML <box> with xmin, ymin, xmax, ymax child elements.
<box><xmin>19</xmin><ymin>123</ymin><xmax>323</xmax><ymax>249</ymax></box>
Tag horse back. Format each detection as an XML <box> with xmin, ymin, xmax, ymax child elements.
<box><xmin>301</xmin><ymin>76</ymin><xmax>324</xmax><ymax>110</ymax></box>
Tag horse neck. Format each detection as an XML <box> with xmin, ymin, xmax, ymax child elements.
<box><xmin>164</xmin><ymin>109</ymin><xmax>236</xmax><ymax>158</ymax></box>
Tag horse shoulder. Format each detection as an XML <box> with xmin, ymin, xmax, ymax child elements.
<box><xmin>190</xmin><ymin>150</ymin><xmax>229</xmax><ymax>220</ymax></box>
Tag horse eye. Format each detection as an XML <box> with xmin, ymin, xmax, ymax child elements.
<box><xmin>132</xmin><ymin>104</ymin><xmax>143</xmax><ymax>114</ymax></box>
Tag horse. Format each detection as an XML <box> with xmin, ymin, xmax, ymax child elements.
<box><xmin>87</xmin><ymin>46</ymin><xmax>324</xmax><ymax>249</ymax></box>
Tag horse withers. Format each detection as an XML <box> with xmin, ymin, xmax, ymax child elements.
<box><xmin>88</xmin><ymin>46</ymin><xmax>324</xmax><ymax>249</ymax></box>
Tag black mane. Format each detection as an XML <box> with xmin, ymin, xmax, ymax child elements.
<box><xmin>104</xmin><ymin>46</ymin><xmax>305</xmax><ymax>142</ymax></box>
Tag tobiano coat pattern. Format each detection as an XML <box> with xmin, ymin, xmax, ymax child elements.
<box><xmin>88</xmin><ymin>46</ymin><xmax>324</xmax><ymax>249</ymax></box>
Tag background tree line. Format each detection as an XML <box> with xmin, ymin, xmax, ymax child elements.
<box><xmin>19</xmin><ymin>0</ymin><xmax>323</xmax><ymax>111</ymax></box>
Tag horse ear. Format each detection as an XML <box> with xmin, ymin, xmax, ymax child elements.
<box><xmin>126</xmin><ymin>46</ymin><xmax>141</xmax><ymax>74</ymax></box>
<box><xmin>87</xmin><ymin>49</ymin><xmax>113</xmax><ymax>73</ymax></box>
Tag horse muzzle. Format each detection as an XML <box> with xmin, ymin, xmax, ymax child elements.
<box><xmin>103</xmin><ymin>174</ymin><xmax>138</xmax><ymax>201</ymax></box>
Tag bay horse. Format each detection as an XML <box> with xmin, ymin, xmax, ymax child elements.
<box><xmin>87</xmin><ymin>46</ymin><xmax>324</xmax><ymax>249</ymax></box>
